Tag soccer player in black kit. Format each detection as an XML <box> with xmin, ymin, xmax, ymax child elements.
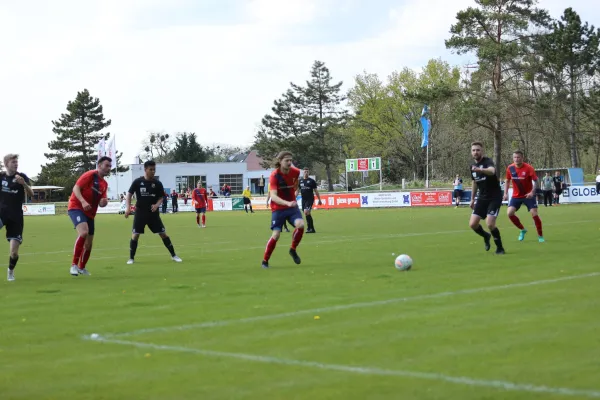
<box><xmin>125</xmin><ymin>161</ymin><xmax>182</xmax><ymax>264</ymax></box>
<box><xmin>0</xmin><ymin>154</ymin><xmax>34</xmax><ymax>281</ymax></box>
<box><xmin>298</xmin><ymin>167</ymin><xmax>322</xmax><ymax>233</ymax></box>
<box><xmin>468</xmin><ymin>142</ymin><xmax>505</xmax><ymax>255</ymax></box>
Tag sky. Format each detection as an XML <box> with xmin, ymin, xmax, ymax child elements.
<box><xmin>1</xmin><ymin>0</ymin><xmax>598</xmax><ymax>176</ymax></box>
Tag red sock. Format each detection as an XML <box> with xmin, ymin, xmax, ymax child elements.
<box><xmin>72</xmin><ymin>236</ymin><xmax>85</xmax><ymax>266</ymax></box>
<box><xmin>533</xmin><ymin>215</ymin><xmax>543</xmax><ymax>236</ymax></box>
<box><xmin>79</xmin><ymin>247</ymin><xmax>92</xmax><ymax>269</ymax></box>
<box><xmin>291</xmin><ymin>227</ymin><xmax>304</xmax><ymax>250</ymax></box>
<box><xmin>263</xmin><ymin>237</ymin><xmax>278</xmax><ymax>262</ymax></box>
<box><xmin>196</xmin><ymin>215</ymin><xmax>200</xmax><ymax>224</ymax></box>
<box><xmin>201</xmin><ymin>214</ymin><xmax>206</xmax><ymax>225</ymax></box>
<box><xmin>509</xmin><ymin>215</ymin><xmax>524</xmax><ymax>230</ymax></box>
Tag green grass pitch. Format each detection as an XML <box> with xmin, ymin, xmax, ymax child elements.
<box><xmin>1</xmin><ymin>205</ymin><xmax>599</xmax><ymax>399</ymax></box>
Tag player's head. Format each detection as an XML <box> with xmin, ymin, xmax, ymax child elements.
<box><xmin>512</xmin><ymin>150</ymin><xmax>524</xmax><ymax>167</ymax></box>
<box><xmin>144</xmin><ymin>160</ymin><xmax>156</xmax><ymax>179</ymax></box>
<box><xmin>545</xmin><ymin>171</ymin><xmax>551</xmax><ymax>176</ymax></box>
<box><xmin>274</xmin><ymin>151</ymin><xmax>293</xmax><ymax>172</ymax></box>
<box><xmin>555</xmin><ymin>170</ymin><xmax>560</xmax><ymax>176</ymax></box>
<box><xmin>3</xmin><ymin>154</ymin><xmax>18</xmax><ymax>174</ymax></box>
<box><xmin>97</xmin><ymin>156</ymin><xmax>112</xmax><ymax>177</ymax></box>
<box><xmin>470</xmin><ymin>142</ymin><xmax>484</xmax><ymax>161</ymax></box>
<box><xmin>196</xmin><ymin>181</ymin><xmax>202</xmax><ymax>188</ymax></box>
<box><xmin>303</xmin><ymin>167</ymin><xmax>309</xmax><ymax>178</ymax></box>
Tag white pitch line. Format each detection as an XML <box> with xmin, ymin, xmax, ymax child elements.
<box><xmin>82</xmin><ymin>336</ymin><xmax>600</xmax><ymax>398</ymax></box>
<box><xmin>16</xmin><ymin>229</ymin><xmax>472</xmax><ymax>266</ymax></box>
<box><xmin>106</xmin><ymin>271</ymin><xmax>600</xmax><ymax>338</ymax></box>
<box><xmin>18</xmin><ymin>219</ymin><xmax>596</xmax><ymax>258</ymax></box>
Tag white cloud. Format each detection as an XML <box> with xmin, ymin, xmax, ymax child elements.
<box><xmin>0</xmin><ymin>0</ymin><xmax>597</xmax><ymax>174</ymax></box>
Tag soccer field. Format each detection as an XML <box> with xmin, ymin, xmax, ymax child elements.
<box><xmin>1</xmin><ymin>205</ymin><xmax>599</xmax><ymax>399</ymax></box>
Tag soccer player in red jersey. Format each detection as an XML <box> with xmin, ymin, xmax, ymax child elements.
<box><xmin>261</xmin><ymin>151</ymin><xmax>305</xmax><ymax>268</ymax></box>
<box><xmin>67</xmin><ymin>156</ymin><xmax>112</xmax><ymax>276</ymax></box>
<box><xmin>503</xmin><ymin>150</ymin><xmax>544</xmax><ymax>243</ymax></box>
<box><xmin>192</xmin><ymin>181</ymin><xmax>208</xmax><ymax>227</ymax></box>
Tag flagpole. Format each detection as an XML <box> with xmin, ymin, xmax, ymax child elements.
<box><xmin>114</xmin><ymin>135</ymin><xmax>119</xmax><ymax>199</ymax></box>
<box><xmin>426</xmin><ymin>144</ymin><xmax>429</xmax><ymax>189</ymax></box>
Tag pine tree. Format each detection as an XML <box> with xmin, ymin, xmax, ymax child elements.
<box><xmin>445</xmin><ymin>0</ymin><xmax>550</xmax><ymax>172</ymax></box>
<box><xmin>45</xmin><ymin>89</ymin><xmax>113</xmax><ymax>173</ymax></box>
<box><xmin>293</xmin><ymin>61</ymin><xmax>348</xmax><ymax>190</ymax></box>
<box><xmin>537</xmin><ymin>8</ymin><xmax>600</xmax><ymax>167</ymax></box>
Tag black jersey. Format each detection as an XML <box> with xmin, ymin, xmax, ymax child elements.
<box><xmin>128</xmin><ymin>177</ymin><xmax>165</xmax><ymax>214</ymax></box>
<box><xmin>0</xmin><ymin>172</ymin><xmax>29</xmax><ymax>214</ymax></box>
<box><xmin>552</xmin><ymin>176</ymin><xmax>562</xmax><ymax>188</ymax></box>
<box><xmin>299</xmin><ymin>178</ymin><xmax>317</xmax><ymax>200</ymax></box>
<box><xmin>470</xmin><ymin>157</ymin><xmax>502</xmax><ymax>200</ymax></box>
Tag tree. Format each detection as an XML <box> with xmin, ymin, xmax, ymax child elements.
<box><xmin>44</xmin><ymin>89</ymin><xmax>113</xmax><ymax>173</ymax></box>
<box><xmin>537</xmin><ymin>8</ymin><xmax>600</xmax><ymax>167</ymax></box>
<box><xmin>206</xmin><ymin>145</ymin><xmax>252</xmax><ymax>162</ymax></box>
<box><xmin>38</xmin><ymin>89</ymin><xmax>124</xmax><ymax>194</ymax></box>
<box><xmin>171</xmin><ymin>132</ymin><xmax>210</xmax><ymax>163</ymax></box>
<box><xmin>293</xmin><ymin>61</ymin><xmax>349</xmax><ymax>190</ymax></box>
<box><xmin>445</xmin><ymin>0</ymin><xmax>550</xmax><ymax>173</ymax></box>
<box><xmin>141</xmin><ymin>132</ymin><xmax>173</xmax><ymax>162</ymax></box>
<box><xmin>254</xmin><ymin>61</ymin><xmax>348</xmax><ymax>190</ymax></box>
<box><xmin>254</xmin><ymin>89</ymin><xmax>313</xmax><ymax>169</ymax></box>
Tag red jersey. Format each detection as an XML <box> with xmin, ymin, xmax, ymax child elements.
<box><xmin>506</xmin><ymin>162</ymin><xmax>537</xmax><ymax>199</ymax></box>
<box><xmin>269</xmin><ymin>166</ymin><xmax>300</xmax><ymax>211</ymax></box>
<box><xmin>68</xmin><ymin>170</ymin><xmax>108</xmax><ymax>219</ymax></box>
<box><xmin>192</xmin><ymin>188</ymin><xmax>208</xmax><ymax>208</ymax></box>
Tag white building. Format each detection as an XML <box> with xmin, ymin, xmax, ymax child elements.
<box><xmin>105</xmin><ymin>150</ymin><xmax>272</xmax><ymax>200</ymax></box>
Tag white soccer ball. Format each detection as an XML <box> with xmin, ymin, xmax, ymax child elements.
<box><xmin>394</xmin><ymin>254</ymin><xmax>413</xmax><ymax>271</ymax></box>
<box><xmin>90</xmin><ymin>333</ymin><xmax>100</xmax><ymax>340</ymax></box>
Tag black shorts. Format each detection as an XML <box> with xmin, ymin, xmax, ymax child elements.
<box><xmin>554</xmin><ymin>186</ymin><xmax>562</xmax><ymax>195</ymax></box>
<box><xmin>243</xmin><ymin>197</ymin><xmax>251</xmax><ymax>205</ymax></box>
<box><xmin>453</xmin><ymin>189</ymin><xmax>463</xmax><ymax>198</ymax></box>
<box><xmin>132</xmin><ymin>212</ymin><xmax>165</xmax><ymax>235</ymax></box>
<box><xmin>0</xmin><ymin>210</ymin><xmax>24</xmax><ymax>243</ymax></box>
<box><xmin>301</xmin><ymin>198</ymin><xmax>314</xmax><ymax>211</ymax></box>
<box><xmin>472</xmin><ymin>197</ymin><xmax>502</xmax><ymax>219</ymax></box>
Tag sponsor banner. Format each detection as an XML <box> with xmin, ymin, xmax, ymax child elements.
<box><xmin>359</xmin><ymin>192</ymin><xmax>411</xmax><ymax>208</ymax></box>
<box><xmin>212</xmin><ymin>198</ymin><xmax>233</xmax><ymax>211</ymax></box>
<box><xmin>22</xmin><ymin>204</ymin><xmax>55</xmax><ymax>216</ymax></box>
<box><xmin>561</xmin><ymin>185</ymin><xmax>600</xmax><ymax>203</ymax></box>
<box><xmin>96</xmin><ymin>201</ymin><xmax>126</xmax><ymax>214</ymax></box>
<box><xmin>316</xmin><ymin>193</ymin><xmax>361</xmax><ymax>209</ymax></box>
<box><xmin>232</xmin><ymin>198</ymin><xmax>245</xmax><ymax>210</ymax></box>
<box><xmin>410</xmin><ymin>191</ymin><xmax>453</xmax><ymax>206</ymax></box>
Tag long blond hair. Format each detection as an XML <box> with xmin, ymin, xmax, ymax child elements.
<box><xmin>273</xmin><ymin>151</ymin><xmax>293</xmax><ymax>169</ymax></box>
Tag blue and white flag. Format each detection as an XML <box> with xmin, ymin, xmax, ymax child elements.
<box><xmin>420</xmin><ymin>105</ymin><xmax>430</xmax><ymax>148</ymax></box>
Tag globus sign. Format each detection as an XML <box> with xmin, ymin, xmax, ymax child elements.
<box><xmin>561</xmin><ymin>185</ymin><xmax>600</xmax><ymax>203</ymax></box>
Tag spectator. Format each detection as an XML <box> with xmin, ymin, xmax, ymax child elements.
<box><xmin>453</xmin><ymin>174</ymin><xmax>463</xmax><ymax>208</ymax></box>
<box><xmin>171</xmin><ymin>190</ymin><xmax>179</xmax><ymax>213</ymax></box>
<box><xmin>596</xmin><ymin>170</ymin><xmax>600</xmax><ymax>194</ymax></box>
<box><xmin>258</xmin><ymin>175</ymin><xmax>265</xmax><ymax>195</ymax></box>
<box><xmin>541</xmin><ymin>172</ymin><xmax>553</xmax><ymax>207</ymax></box>
<box><xmin>162</xmin><ymin>191</ymin><xmax>168</xmax><ymax>213</ymax></box>
<box><xmin>209</xmin><ymin>188</ymin><xmax>218</xmax><ymax>198</ymax></box>
<box><xmin>552</xmin><ymin>171</ymin><xmax>563</xmax><ymax>205</ymax></box>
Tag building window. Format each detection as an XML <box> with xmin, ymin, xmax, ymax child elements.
<box><xmin>219</xmin><ymin>174</ymin><xmax>243</xmax><ymax>194</ymax></box>
<box><xmin>176</xmin><ymin>176</ymin><xmax>206</xmax><ymax>193</ymax></box>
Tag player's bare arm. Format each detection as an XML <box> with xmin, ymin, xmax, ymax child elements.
<box><xmin>314</xmin><ymin>188</ymin><xmax>323</xmax><ymax>205</ymax></box>
<box><xmin>270</xmin><ymin>189</ymin><xmax>295</xmax><ymax>208</ymax></box>
<box><xmin>472</xmin><ymin>166</ymin><xmax>496</xmax><ymax>176</ymax></box>
<box><xmin>125</xmin><ymin>192</ymin><xmax>133</xmax><ymax>218</ymax></box>
<box><xmin>526</xmin><ymin>180</ymin><xmax>537</xmax><ymax>199</ymax></box>
<box><xmin>15</xmin><ymin>174</ymin><xmax>34</xmax><ymax>197</ymax></box>
<box><xmin>469</xmin><ymin>180</ymin><xmax>477</xmax><ymax>209</ymax></box>
<box><xmin>503</xmin><ymin>179</ymin><xmax>511</xmax><ymax>201</ymax></box>
<box><xmin>151</xmin><ymin>198</ymin><xmax>162</xmax><ymax>212</ymax></box>
<box><xmin>73</xmin><ymin>185</ymin><xmax>91</xmax><ymax>211</ymax></box>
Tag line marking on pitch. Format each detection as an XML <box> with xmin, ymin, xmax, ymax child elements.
<box><xmin>82</xmin><ymin>336</ymin><xmax>600</xmax><ymax>398</ymax></box>
<box><xmin>105</xmin><ymin>272</ymin><xmax>600</xmax><ymax>338</ymax></box>
<box><xmin>18</xmin><ymin>219</ymin><xmax>596</xmax><ymax>257</ymax></box>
